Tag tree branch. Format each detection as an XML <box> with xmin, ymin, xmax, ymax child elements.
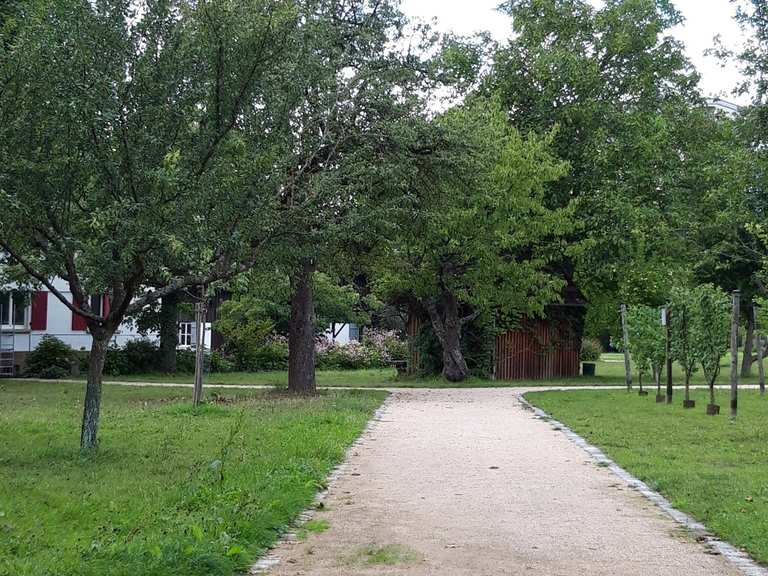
<box><xmin>0</xmin><ymin>239</ymin><xmax>102</xmax><ymax>322</ymax></box>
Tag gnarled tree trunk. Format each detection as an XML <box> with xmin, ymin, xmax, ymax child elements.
<box><xmin>159</xmin><ymin>292</ymin><xmax>178</xmax><ymax>373</ymax></box>
<box><xmin>288</xmin><ymin>261</ymin><xmax>317</xmax><ymax>394</ymax></box>
<box><xmin>81</xmin><ymin>326</ymin><xmax>115</xmax><ymax>451</ymax></box>
<box><xmin>426</xmin><ymin>290</ymin><xmax>470</xmax><ymax>382</ymax></box>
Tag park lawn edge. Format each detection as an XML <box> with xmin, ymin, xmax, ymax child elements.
<box><xmin>0</xmin><ymin>380</ymin><xmax>390</xmax><ymax>576</ymax></box>
<box><xmin>519</xmin><ymin>386</ymin><xmax>768</xmax><ymax>576</ymax></box>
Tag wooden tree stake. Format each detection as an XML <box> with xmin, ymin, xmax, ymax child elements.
<box><xmin>621</xmin><ymin>304</ymin><xmax>632</xmax><ymax>391</ymax></box>
<box><xmin>665</xmin><ymin>307</ymin><xmax>673</xmax><ymax>404</ymax></box>
<box><xmin>730</xmin><ymin>290</ymin><xmax>740</xmax><ymax>419</ymax></box>
<box><xmin>193</xmin><ymin>300</ymin><xmax>206</xmax><ymax>407</ymax></box>
<box><xmin>756</xmin><ymin>304</ymin><xmax>765</xmax><ymax>397</ymax></box>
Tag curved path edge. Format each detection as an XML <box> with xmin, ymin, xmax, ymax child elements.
<box><xmin>518</xmin><ymin>392</ymin><xmax>768</xmax><ymax>576</ymax></box>
<box><xmin>248</xmin><ymin>392</ymin><xmax>395</xmax><ymax>575</ymax></box>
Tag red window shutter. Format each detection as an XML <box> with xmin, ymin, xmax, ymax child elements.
<box><xmin>71</xmin><ymin>296</ymin><xmax>87</xmax><ymax>331</ymax></box>
<box><xmin>102</xmin><ymin>294</ymin><xmax>111</xmax><ymax>318</ymax></box>
<box><xmin>30</xmin><ymin>291</ymin><xmax>48</xmax><ymax>330</ymax></box>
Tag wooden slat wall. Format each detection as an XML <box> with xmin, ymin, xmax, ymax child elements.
<box><xmin>495</xmin><ymin>319</ymin><xmax>580</xmax><ymax>381</ymax></box>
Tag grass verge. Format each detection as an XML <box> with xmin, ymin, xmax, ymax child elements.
<box><xmin>82</xmin><ymin>352</ymin><xmax>763</xmax><ymax>389</ymax></box>
<box><xmin>525</xmin><ymin>388</ymin><xmax>768</xmax><ymax>565</ymax></box>
<box><xmin>0</xmin><ymin>381</ymin><xmax>386</xmax><ymax>576</ymax></box>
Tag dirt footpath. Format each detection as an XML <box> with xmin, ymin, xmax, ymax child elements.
<box><xmin>258</xmin><ymin>388</ymin><xmax>741</xmax><ymax>576</ymax></box>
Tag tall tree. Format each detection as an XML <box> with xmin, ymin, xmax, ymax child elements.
<box><xmin>490</xmin><ymin>0</ymin><xmax>703</xmax><ymax>324</ymax></box>
<box><xmin>0</xmin><ymin>0</ymin><xmax>296</xmax><ymax>450</ymax></box>
<box><xmin>375</xmin><ymin>97</ymin><xmax>572</xmax><ymax>381</ymax></box>
<box><xmin>265</xmin><ymin>0</ymin><xmax>435</xmax><ymax>393</ymax></box>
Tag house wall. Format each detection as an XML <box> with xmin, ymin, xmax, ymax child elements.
<box><xmin>325</xmin><ymin>323</ymin><xmax>360</xmax><ymax>344</ymax></box>
<box><xmin>2</xmin><ymin>279</ymin><xmax>152</xmax><ymax>361</ymax></box>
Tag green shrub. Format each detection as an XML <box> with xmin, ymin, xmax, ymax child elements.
<box><xmin>248</xmin><ymin>338</ymin><xmax>289</xmax><ymax>371</ymax></box>
<box><xmin>580</xmin><ymin>337</ymin><xmax>602</xmax><ymax>362</ymax></box>
<box><xmin>176</xmin><ymin>349</ymin><xmax>197</xmax><ymax>373</ymax></box>
<box><xmin>209</xmin><ymin>351</ymin><xmax>236</xmax><ymax>373</ymax></box>
<box><xmin>24</xmin><ymin>336</ymin><xmax>73</xmax><ymax>378</ymax></box>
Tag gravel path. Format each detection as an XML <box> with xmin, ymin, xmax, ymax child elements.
<box><xmin>258</xmin><ymin>388</ymin><xmax>741</xmax><ymax>576</ymax></box>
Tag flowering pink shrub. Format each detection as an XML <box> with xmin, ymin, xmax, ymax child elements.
<box><xmin>315</xmin><ymin>329</ymin><xmax>407</xmax><ymax>369</ymax></box>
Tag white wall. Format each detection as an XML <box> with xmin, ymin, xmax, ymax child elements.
<box><xmin>2</xmin><ymin>278</ymin><xmax>153</xmax><ymax>353</ymax></box>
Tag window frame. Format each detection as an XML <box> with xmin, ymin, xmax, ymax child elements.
<box><xmin>0</xmin><ymin>290</ymin><xmax>29</xmax><ymax>329</ymax></box>
<box><xmin>178</xmin><ymin>322</ymin><xmax>194</xmax><ymax>348</ymax></box>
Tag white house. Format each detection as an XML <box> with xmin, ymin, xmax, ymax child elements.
<box><xmin>325</xmin><ymin>322</ymin><xmax>361</xmax><ymax>344</ymax></box>
<box><xmin>0</xmin><ymin>279</ymin><xmax>211</xmax><ymax>376</ymax></box>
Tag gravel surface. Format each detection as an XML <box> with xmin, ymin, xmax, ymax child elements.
<box><xmin>259</xmin><ymin>388</ymin><xmax>741</xmax><ymax>576</ymax></box>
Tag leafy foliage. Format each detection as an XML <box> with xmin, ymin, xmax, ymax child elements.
<box><xmin>24</xmin><ymin>336</ymin><xmax>73</xmax><ymax>379</ymax></box>
<box><xmin>690</xmin><ymin>284</ymin><xmax>731</xmax><ymax>395</ymax></box>
<box><xmin>669</xmin><ymin>286</ymin><xmax>699</xmax><ymax>384</ymax></box>
<box><xmin>626</xmin><ymin>305</ymin><xmax>665</xmax><ymax>385</ymax></box>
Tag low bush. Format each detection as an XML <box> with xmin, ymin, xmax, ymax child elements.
<box><xmin>24</xmin><ymin>336</ymin><xmax>74</xmax><ymax>378</ymax></box>
<box><xmin>363</xmin><ymin>329</ymin><xmax>409</xmax><ymax>364</ymax></box>
<box><xmin>209</xmin><ymin>351</ymin><xmax>237</xmax><ymax>373</ymax></box>
<box><xmin>580</xmin><ymin>337</ymin><xmax>603</xmax><ymax>362</ymax></box>
<box><xmin>316</xmin><ymin>339</ymin><xmax>381</xmax><ymax>370</ymax></box>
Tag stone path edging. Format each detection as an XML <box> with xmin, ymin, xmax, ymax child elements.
<box><xmin>518</xmin><ymin>392</ymin><xmax>768</xmax><ymax>576</ymax></box>
<box><xmin>248</xmin><ymin>392</ymin><xmax>396</xmax><ymax>575</ymax></box>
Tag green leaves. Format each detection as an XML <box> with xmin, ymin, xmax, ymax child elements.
<box><xmin>626</xmin><ymin>304</ymin><xmax>665</xmax><ymax>377</ymax></box>
<box><xmin>375</xmin><ymin>96</ymin><xmax>572</xmax><ymax>321</ymax></box>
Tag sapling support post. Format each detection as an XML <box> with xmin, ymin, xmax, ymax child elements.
<box><xmin>756</xmin><ymin>303</ymin><xmax>765</xmax><ymax>397</ymax></box>
<box><xmin>665</xmin><ymin>307</ymin><xmax>673</xmax><ymax>404</ymax></box>
<box><xmin>193</xmin><ymin>300</ymin><xmax>207</xmax><ymax>407</ymax></box>
<box><xmin>730</xmin><ymin>290</ymin><xmax>740</xmax><ymax>420</ymax></box>
<box><xmin>621</xmin><ymin>304</ymin><xmax>632</xmax><ymax>392</ymax></box>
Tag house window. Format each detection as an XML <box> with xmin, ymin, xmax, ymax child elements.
<box><xmin>179</xmin><ymin>322</ymin><xmax>194</xmax><ymax>347</ymax></box>
<box><xmin>89</xmin><ymin>295</ymin><xmax>103</xmax><ymax>316</ymax></box>
<box><xmin>0</xmin><ymin>291</ymin><xmax>28</xmax><ymax>328</ymax></box>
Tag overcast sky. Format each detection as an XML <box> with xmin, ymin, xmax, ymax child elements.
<box><xmin>400</xmin><ymin>0</ymin><xmax>750</xmax><ymax>105</ymax></box>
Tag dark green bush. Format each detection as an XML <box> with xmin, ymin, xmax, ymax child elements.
<box><xmin>248</xmin><ymin>339</ymin><xmax>289</xmax><ymax>371</ymax></box>
<box><xmin>176</xmin><ymin>349</ymin><xmax>197</xmax><ymax>373</ymax></box>
<box><xmin>104</xmin><ymin>340</ymin><xmax>161</xmax><ymax>376</ymax></box>
<box><xmin>209</xmin><ymin>351</ymin><xmax>236</xmax><ymax>373</ymax></box>
<box><xmin>24</xmin><ymin>336</ymin><xmax>74</xmax><ymax>378</ymax></box>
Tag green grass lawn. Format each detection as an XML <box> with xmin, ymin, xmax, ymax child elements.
<box><xmin>0</xmin><ymin>381</ymin><xmax>386</xmax><ymax>576</ymax></box>
<box><xmin>526</xmin><ymin>388</ymin><xmax>768</xmax><ymax>565</ymax></box>
<box><xmin>82</xmin><ymin>351</ymin><xmax>763</xmax><ymax>389</ymax></box>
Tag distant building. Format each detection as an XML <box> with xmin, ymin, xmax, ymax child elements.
<box><xmin>708</xmin><ymin>98</ymin><xmax>742</xmax><ymax>116</ymax></box>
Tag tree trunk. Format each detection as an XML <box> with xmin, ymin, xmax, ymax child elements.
<box><xmin>426</xmin><ymin>291</ymin><xmax>470</xmax><ymax>382</ymax></box>
<box><xmin>741</xmin><ymin>302</ymin><xmax>754</xmax><ymax>378</ymax></box>
<box><xmin>159</xmin><ymin>292</ymin><xmax>178</xmax><ymax>373</ymax></box>
<box><xmin>684</xmin><ymin>371</ymin><xmax>691</xmax><ymax>402</ymax></box>
<box><xmin>288</xmin><ymin>261</ymin><xmax>316</xmax><ymax>394</ymax></box>
<box><xmin>81</xmin><ymin>328</ymin><xmax>113</xmax><ymax>452</ymax></box>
